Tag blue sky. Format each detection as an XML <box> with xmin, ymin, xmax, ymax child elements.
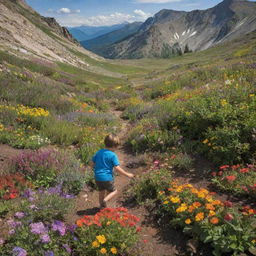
<box><xmin>25</xmin><ymin>0</ymin><xmax>248</xmax><ymax>27</ymax></box>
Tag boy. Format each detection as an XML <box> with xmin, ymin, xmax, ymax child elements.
<box><xmin>92</xmin><ymin>134</ymin><xmax>134</xmax><ymax>208</ymax></box>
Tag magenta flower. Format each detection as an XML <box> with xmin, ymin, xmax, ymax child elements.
<box><xmin>40</xmin><ymin>234</ymin><xmax>51</xmax><ymax>243</ymax></box>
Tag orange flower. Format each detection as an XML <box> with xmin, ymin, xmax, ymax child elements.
<box><xmin>195</xmin><ymin>212</ymin><xmax>204</xmax><ymax>222</ymax></box>
<box><xmin>76</xmin><ymin>219</ymin><xmax>83</xmax><ymax>227</ymax></box>
<box><xmin>193</xmin><ymin>202</ymin><xmax>202</xmax><ymax>208</ymax></box>
<box><xmin>188</xmin><ymin>205</ymin><xmax>195</xmax><ymax>213</ymax></box>
<box><xmin>185</xmin><ymin>219</ymin><xmax>192</xmax><ymax>224</ymax></box>
<box><xmin>205</xmin><ymin>204</ymin><xmax>215</xmax><ymax>211</ymax></box>
<box><xmin>210</xmin><ymin>217</ymin><xmax>219</xmax><ymax>224</ymax></box>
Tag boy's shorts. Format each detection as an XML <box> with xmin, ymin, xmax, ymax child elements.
<box><xmin>96</xmin><ymin>180</ymin><xmax>115</xmax><ymax>192</ymax></box>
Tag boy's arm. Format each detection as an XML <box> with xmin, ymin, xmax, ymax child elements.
<box><xmin>115</xmin><ymin>165</ymin><xmax>134</xmax><ymax>178</ymax></box>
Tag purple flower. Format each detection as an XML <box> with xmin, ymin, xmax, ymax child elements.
<box><xmin>0</xmin><ymin>238</ymin><xmax>5</xmax><ymax>245</ymax></box>
<box><xmin>44</xmin><ymin>251</ymin><xmax>54</xmax><ymax>256</ymax></box>
<box><xmin>67</xmin><ymin>224</ymin><xmax>77</xmax><ymax>233</ymax></box>
<box><xmin>62</xmin><ymin>244</ymin><xmax>71</xmax><ymax>253</ymax></box>
<box><xmin>47</xmin><ymin>185</ymin><xmax>62</xmax><ymax>195</ymax></box>
<box><xmin>29</xmin><ymin>205</ymin><xmax>38</xmax><ymax>210</ymax></box>
<box><xmin>30</xmin><ymin>222</ymin><xmax>48</xmax><ymax>234</ymax></box>
<box><xmin>52</xmin><ymin>220</ymin><xmax>66</xmax><ymax>236</ymax></box>
<box><xmin>9</xmin><ymin>229</ymin><xmax>15</xmax><ymax>235</ymax></box>
<box><xmin>22</xmin><ymin>189</ymin><xmax>35</xmax><ymax>201</ymax></box>
<box><xmin>14</xmin><ymin>212</ymin><xmax>25</xmax><ymax>219</ymax></box>
<box><xmin>12</xmin><ymin>247</ymin><xmax>27</xmax><ymax>256</ymax></box>
<box><xmin>40</xmin><ymin>234</ymin><xmax>51</xmax><ymax>243</ymax></box>
<box><xmin>62</xmin><ymin>193</ymin><xmax>74</xmax><ymax>199</ymax></box>
<box><xmin>7</xmin><ymin>220</ymin><xmax>22</xmax><ymax>229</ymax></box>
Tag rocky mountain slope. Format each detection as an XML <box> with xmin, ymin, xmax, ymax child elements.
<box><xmin>81</xmin><ymin>22</ymin><xmax>143</xmax><ymax>57</ymax></box>
<box><xmin>68</xmin><ymin>23</ymin><xmax>128</xmax><ymax>42</ymax></box>
<box><xmin>0</xmin><ymin>0</ymin><xmax>116</xmax><ymax>74</ymax></box>
<box><xmin>104</xmin><ymin>0</ymin><xmax>256</xmax><ymax>59</ymax></box>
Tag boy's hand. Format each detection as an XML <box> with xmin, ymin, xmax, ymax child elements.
<box><xmin>127</xmin><ymin>173</ymin><xmax>135</xmax><ymax>178</ymax></box>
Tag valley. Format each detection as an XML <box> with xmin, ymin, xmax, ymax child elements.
<box><xmin>0</xmin><ymin>0</ymin><xmax>256</xmax><ymax>255</ymax></box>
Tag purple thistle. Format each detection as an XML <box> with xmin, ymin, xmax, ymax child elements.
<box><xmin>30</xmin><ymin>222</ymin><xmax>48</xmax><ymax>234</ymax></box>
<box><xmin>12</xmin><ymin>247</ymin><xmax>27</xmax><ymax>256</ymax></box>
<box><xmin>14</xmin><ymin>212</ymin><xmax>25</xmax><ymax>219</ymax></box>
<box><xmin>40</xmin><ymin>234</ymin><xmax>51</xmax><ymax>243</ymax></box>
<box><xmin>52</xmin><ymin>220</ymin><xmax>66</xmax><ymax>236</ymax></box>
<box><xmin>44</xmin><ymin>251</ymin><xmax>54</xmax><ymax>256</ymax></box>
<box><xmin>62</xmin><ymin>244</ymin><xmax>72</xmax><ymax>253</ymax></box>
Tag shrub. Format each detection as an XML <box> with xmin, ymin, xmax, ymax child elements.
<box><xmin>74</xmin><ymin>208</ymin><xmax>140</xmax><ymax>256</ymax></box>
<box><xmin>158</xmin><ymin>180</ymin><xmax>256</xmax><ymax>256</ymax></box>
<box><xmin>41</xmin><ymin>117</ymin><xmax>83</xmax><ymax>146</ymax></box>
<box><xmin>11</xmin><ymin>149</ymin><xmax>84</xmax><ymax>189</ymax></box>
<box><xmin>20</xmin><ymin>189</ymin><xmax>74</xmax><ymax>222</ymax></box>
<box><xmin>2</xmin><ymin>218</ymin><xmax>75</xmax><ymax>255</ymax></box>
<box><xmin>127</xmin><ymin>168</ymin><xmax>172</xmax><ymax>204</ymax></box>
<box><xmin>211</xmin><ymin>164</ymin><xmax>256</xmax><ymax>199</ymax></box>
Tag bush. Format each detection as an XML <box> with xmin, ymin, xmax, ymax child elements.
<box><xmin>158</xmin><ymin>180</ymin><xmax>256</xmax><ymax>256</ymax></box>
<box><xmin>2</xmin><ymin>218</ymin><xmax>75</xmax><ymax>255</ymax></box>
<box><xmin>41</xmin><ymin>117</ymin><xmax>83</xmax><ymax>146</ymax></box>
<box><xmin>11</xmin><ymin>149</ymin><xmax>84</xmax><ymax>189</ymax></box>
<box><xmin>211</xmin><ymin>164</ymin><xmax>256</xmax><ymax>199</ymax></box>
<box><xmin>74</xmin><ymin>208</ymin><xmax>140</xmax><ymax>256</ymax></box>
<box><xmin>127</xmin><ymin>168</ymin><xmax>172</xmax><ymax>204</ymax></box>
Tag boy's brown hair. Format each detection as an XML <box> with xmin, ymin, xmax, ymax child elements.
<box><xmin>104</xmin><ymin>134</ymin><xmax>120</xmax><ymax>148</ymax></box>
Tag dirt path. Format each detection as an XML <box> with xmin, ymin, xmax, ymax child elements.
<box><xmin>67</xmin><ymin>110</ymin><xmax>187</xmax><ymax>256</ymax></box>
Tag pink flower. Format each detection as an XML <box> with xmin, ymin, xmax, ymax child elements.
<box><xmin>224</xmin><ymin>201</ymin><xmax>233</xmax><ymax>207</ymax></box>
<box><xmin>211</xmin><ymin>172</ymin><xmax>217</xmax><ymax>177</ymax></box>
<box><xmin>226</xmin><ymin>175</ymin><xmax>236</xmax><ymax>183</ymax></box>
<box><xmin>219</xmin><ymin>165</ymin><xmax>229</xmax><ymax>170</ymax></box>
<box><xmin>224</xmin><ymin>213</ymin><xmax>234</xmax><ymax>221</ymax></box>
<box><xmin>239</xmin><ymin>168</ymin><xmax>249</xmax><ymax>173</ymax></box>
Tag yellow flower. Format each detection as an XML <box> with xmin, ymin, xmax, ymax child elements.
<box><xmin>163</xmin><ymin>200</ymin><xmax>169</xmax><ymax>204</ymax></box>
<box><xmin>208</xmin><ymin>210</ymin><xmax>216</xmax><ymax>217</ymax></box>
<box><xmin>92</xmin><ymin>241</ymin><xmax>100</xmax><ymax>248</ymax></box>
<box><xmin>96</xmin><ymin>235</ymin><xmax>106</xmax><ymax>244</ymax></box>
<box><xmin>170</xmin><ymin>196</ymin><xmax>180</xmax><ymax>203</ymax></box>
<box><xmin>203</xmin><ymin>139</ymin><xmax>209</xmax><ymax>144</ymax></box>
<box><xmin>176</xmin><ymin>204</ymin><xmax>188</xmax><ymax>213</ymax></box>
<box><xmin>185</xmin><ymin>219</ymin><xmax>192</xmax><ymax>224</ymax></box>
<box><xmin>100</xmin><ymin>248</ymin><xmax>107</xmax><ymax>254</ymax></box>
<box><xmin>106</xmin><ymin>221</ymin><xmax>111</xmax><ymax>226</ymax></box>
<box><xmin>110</xmin><ymin>247</ymin><xmax>118</xmax><ymax>254</ymax></box>
<box><xmin>195</xmin><ymin>212</ymin><xmax>204</xmax><ymax>222</ymax></box>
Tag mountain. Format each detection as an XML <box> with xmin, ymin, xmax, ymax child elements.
<box><xmin>80</xmin><ymin>22</ymin><xmax>143</xmax><ymax>57</ymax></box>
<box><xmin>104</xmin><ymin>0</ymin><xmax>256</xmax><ymax>59</ymax></box>
<box><xmin>68</xmin><ymin>23</ymin><xmax>128</xmax><ymax>41</ymax></box>
<box><xmin>0</xmin><ymin>0</ymin><xmax>115</xmax><ymax>71</ymax></box>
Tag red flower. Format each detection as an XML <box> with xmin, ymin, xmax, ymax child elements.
<box><xmin>211</xmin><ymin>172</ymin><xmax>217</xmax><ymax>177</ymax></box>
<box><xmin>224</xmin><ymin>213</ymin><xmax>234</xmax><ymax>221</ymax></box>
<box><xmin>225</xmin><ymin>175</ymin><xmax>236</xmax><ymax>182</ymax></box>
<box><xmin>224</xmin><ymin>201</ymin><xmax>233</xmax><ymax>207</ymax></box>
<box><xmin>170</xmin><ymin>155</ymin><xmax>176</xmax><ymax>159</ymax></box>
<box><xmin>219</xmin><ymin>165</ymin><xmax>229</xmax><ymax>170</ymax></box>
<box><xmin>239</xmin><ymin>168</ymin><xmax>249</xmax><ymax>173</ymax></box>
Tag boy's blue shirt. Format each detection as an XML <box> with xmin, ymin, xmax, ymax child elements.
<box><xmin>92</xmin><ymin>149</ymin><xmax>120</xmax><ymax>181</ymax></box>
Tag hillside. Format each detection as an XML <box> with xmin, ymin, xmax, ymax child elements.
<box><xmin>81</xmin><ymin>22</ymin><xmax>143</xmax><ymax>57</ymax></box>
<box><xmin>68</xmin><ymin>23</ymin><xmax>128</xmax><ymax>42</ymax></box>
<box><xmin>103</xmin><ymin>0</ymin><xmax>256</xmax><ymax>58</ymax></box>
<box><xmin>0</xmin><ymin>0</ymin><xmax>256</xmax><ymax>255</ymax></box>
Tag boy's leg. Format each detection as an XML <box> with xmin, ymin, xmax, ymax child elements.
<box><xmin>103</xmin><ymin>189</ymin><xmax>118</xmax><ymax>203</ymax></box>
<box><xmin>99</xmin><ymin>190</ymin><xmax>106</xmax><ymax>207</ymax></box>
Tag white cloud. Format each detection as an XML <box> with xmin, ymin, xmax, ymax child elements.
<box><xmin>58</xmin><ymin>8</ymin><xmax>71</xmax><ymax>14</ymax></box>
<box><xmin>57</xmin><ymin>10</ymin><xmax>151</xmax><ymax>27</ymax></box>
<box><xmin>134</xmin><ymin>9</ymin><xmax>151</xmax><ymax>20</ymax></box>
<box><xmin>136</xmin><ymin>0</ymin><xmax>182</xmax><ymax>3</ymax></box>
